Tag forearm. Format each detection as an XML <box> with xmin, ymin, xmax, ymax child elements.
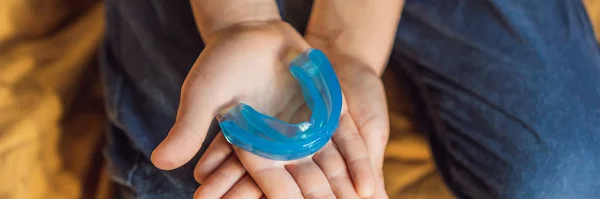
<box><xmin>306</xmin><ymin>0</ymin><xmax>404</xmax><ymax>75</ymax></box>
<box><xmin>190</xmin><ymin>0</ymin><xmax>281</xmax><ymax>42</ymax></box>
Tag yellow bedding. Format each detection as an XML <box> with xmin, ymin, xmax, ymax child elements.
<box><xmin>0</xmin><ymin>0</ymin><xmax>105</xmax><ymax>198</ymax></box>
<box><xmin>0</xmin><ymin>0</ymin><xmax>598</xmax><ymax>198</ymax></box>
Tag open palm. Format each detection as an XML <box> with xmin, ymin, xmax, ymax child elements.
<box><xmin>150</xmin><ymin>21</ymin><xmax>375</xmax><ymax>199</ymax></box>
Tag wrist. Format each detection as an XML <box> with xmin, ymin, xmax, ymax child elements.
<box><xmin>305</xmin><ymin>0</ymin><xmax>403</xmax><ymax>77</ymax></box>
<box><xmin>305</xmin><ymin>38</ymin><xmax>386</xmax><ymax>77</ymax></box>
<box><xmin>206</xmin><ymin>20</ymin><xmax>299</xmax><ymax>46</ymax></box>
<box><xmin>190</xmin><ymin>0</ymin><xmax>281</xmax><ymax>42</ymax></box>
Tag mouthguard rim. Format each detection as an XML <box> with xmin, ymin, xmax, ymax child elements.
<box><xmin>219</xmin><ymin>48</ymin><xmax>342</xmax><ymax>160</ymax></box>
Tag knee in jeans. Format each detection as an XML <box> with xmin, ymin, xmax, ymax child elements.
<box><xmin>505</xmin><ymin>148</ymin><xmax>599</xmax><ymax>199</ymax></box>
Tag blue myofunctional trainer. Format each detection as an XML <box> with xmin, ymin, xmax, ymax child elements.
<box><xmin>218</xmin><ymin>48</ymin><xmax>342</xmax><ymax>160</ymax></box>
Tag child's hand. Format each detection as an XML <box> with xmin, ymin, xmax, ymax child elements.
<box><xmin>150</xmin><ymin>21</ymin><xmax>376</xmax><ymax>199</ymax></box>
<box><xmin>317</xmin><ymin>52</ymin><xmax>390</xmax><ymax>199</ymax></box>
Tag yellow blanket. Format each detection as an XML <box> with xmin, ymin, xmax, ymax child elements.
<box><xmin>0</xmin><ymin>0</ymin><xmax>598</xmax><ymax>198</ymax></box>
<box><xmin>0</xmin><ymin>0</ymin><xmax>105</xmax><ymax>198</ymax></box>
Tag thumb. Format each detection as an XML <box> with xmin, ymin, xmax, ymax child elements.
<box><xmin>338</xmin><ymin>64</ymin><xmax>390</xmax><ymax>171</ymax></box>
<box><xmin>345</xmin><ymin>73</ymin><xmax>390</xmax><ymax>198</ymax></box>
<box><xmin>151</xmin><ymin>68</ymin><xmax>227</xmax><ymax>170</ymax></box>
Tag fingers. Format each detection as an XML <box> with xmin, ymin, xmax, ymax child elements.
<box><xmin>313</xmin><ymin>143</ymin><xmax>362</xmax><ymax>199</ymax></box>
<box><xmin>223</xmin><ymin>175</ymin><xmax>263</xmax><ymax>199</ymax></box>
<box><xmin>194</xmin><ymin>155</ymin><xmax>246</xmax><ymax>199</ymax></box>
<box><xmin>369</xmin><ymin>169</ymin><xmax>390</xmax><ymax>199</ymax></box>
<box><xmin>285</xmin><ymin>158</ymin><xmax>336</xmax><ymax>199</ymax></box>
<box><xmin>195</xmin><ymin>133</ymin><xmax>233</xmax><ymax>183</ymax></box>
<box><xmin>195</xmin><ymin>134</ymin><xmax>264</xmax><ymax>199</ymax></box>
<box><xmin>332</xmin><ymin>113</ymin><xmax>376</xmax><ymax>198</ymax></box>
<box><xmin>234</xmin><ymin>147</ymin><xmax>304</xmax><ymax>199</ymax></box>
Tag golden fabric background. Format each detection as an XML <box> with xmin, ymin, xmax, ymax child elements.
<box><xmin>0</xmin><ymin>0</ymin><xmax>597</xmax><ymax>198</ymax></box>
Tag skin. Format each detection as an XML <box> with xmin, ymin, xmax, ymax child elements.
<box><xmin>150</xmin><ymin>0</ymin><xmax>404</xmax><ymax>198</ymax></box>
<box><xmin>306</xmin><ymin>1</ymin><xmax>404</xmax><ymax>198</ymax></box>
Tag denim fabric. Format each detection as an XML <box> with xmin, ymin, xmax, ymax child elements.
<box><xmin>100</xmin><ymin>0</ymin><xmax>600</xmax><ymax>198</ymax></box>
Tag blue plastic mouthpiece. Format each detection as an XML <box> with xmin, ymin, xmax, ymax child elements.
<box><xmin>218</xmin><ymin>48</ymin><xmax>342</xmax><ymax>160</ymax></box>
